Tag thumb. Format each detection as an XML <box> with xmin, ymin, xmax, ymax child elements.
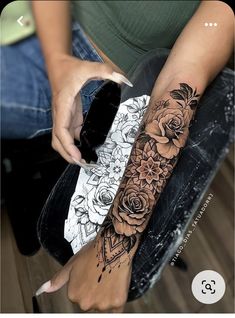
<box><xmin>35</xmin><ymin>264</ymin><xmax>72</xmax><ymax>296</ymax></box>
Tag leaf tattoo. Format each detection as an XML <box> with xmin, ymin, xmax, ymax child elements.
<box><xmin>170</xmin><ymin>83</ymin><xmax>200</xmax><ymax>110</ymax></box>
<box><xmin>95</xmin><ymin>83</ymin><xmax>200</xmax><ymax>282</ymax></box>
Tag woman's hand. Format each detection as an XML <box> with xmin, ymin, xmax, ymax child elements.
<box><xmin>35</xmin><ymin>239</ymin><xmax>131</xmax><ymax>312</ymax></box>
<box><xmin>47</xmin><ymin>54</ymin><xmax>132</xmax><ymax>163</ymax></box>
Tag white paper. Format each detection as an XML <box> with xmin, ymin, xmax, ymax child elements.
<box><xmin>64</xmin><ymin>95</ymin><xmax>150</xmax><ymax>254</ymax></box>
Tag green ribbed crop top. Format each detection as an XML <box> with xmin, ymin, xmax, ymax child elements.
<box><xmin>72</xmin><ymin>1</ymin><xmax>200</xmax><ymax>73</ymax></box>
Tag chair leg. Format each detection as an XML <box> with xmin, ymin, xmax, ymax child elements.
<box><xmin>32</xmin><ymin>296</ymin><xmax>41</xmax><ymax>313</ymax></box>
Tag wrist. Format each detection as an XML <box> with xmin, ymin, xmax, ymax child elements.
<box><xmin>46</xmin><ymin>54</ymin><xmax>82</xmax><ymax>93</ymax></box>
<box><xmin>46</xmin><ymin>52</ymin><xmax>71</xmax><ymax>73</ymax></box>
<box><xmin>95</xmin><ymin>218</ymin><xmax>139</xmax><ymax>269</ymax></box>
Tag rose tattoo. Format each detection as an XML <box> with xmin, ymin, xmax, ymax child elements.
<box><xmin>145</xmin><ymin>107</ymin><xmax>190</xmax><ymax>159</ymax></box>
<box><xmin>95</xmin><ymin>83</ymin><xmax>200</xmax><ymax>282</ymax></box>
<box><xmin>112</xmin><ymin>184</ymin><xmax>155</xmax><ymax>236</ymax></box>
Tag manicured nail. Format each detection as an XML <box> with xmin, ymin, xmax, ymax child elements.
<box><xmin>35</xmin><ymin>280</ymin><xmax>51</xmax><ymax>296</ymax></box>
<box><xmin>112</xmin><ymin>72</ymin><xmax>133</xmax><ymax>87</ymax></box>
<box><xmin>72</xmin><ymin>157</ymin><xmax>83</xmax><ymax>166</ymax></box>
<box><xmin>72</xmin><ymin>157</ymin><xmax>99</xmax><ymax>170</ymax></box>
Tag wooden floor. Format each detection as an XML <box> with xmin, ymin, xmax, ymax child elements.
<box><xmin>1</xmin><ymin>147</ymin><xmax>234</xmax><ymax>313</ymax></box>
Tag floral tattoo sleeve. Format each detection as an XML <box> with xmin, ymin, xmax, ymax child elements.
<box><xmin>95</xmin><ymin>83</ymin><xmax>200</xmax><ymax>282</ymax></box>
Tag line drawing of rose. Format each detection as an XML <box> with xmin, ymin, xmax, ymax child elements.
<box><xmin>65</xmin><ymin>95</ymin><xmax>151</xmax><ymax>253</ymax></box>
<box><xmin>127</xmin><ymin>96</ymin><xmax>149</xmax><ymax>119</ymax></box>
<box><xmin>145</xmin><ymin>107</ymin><xmax>190</xmax><ymax>159</ymax></box>
<box><xmin>111</xmin><ymin>120</ymin><xmax>139</xmax><ymax>148</ymax></box>
<box><xmin>85</xmin><ymin>182</ymin><xmax>117</xmax><ymax>224</ymax></box>
<box><xmin>112</xmin><ymin>184</ymin><xmax>155</xmax><ymax>236</ymax></box>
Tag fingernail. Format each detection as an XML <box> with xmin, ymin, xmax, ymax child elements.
<box><xmin>72</xmin><ymin>157</ymin><xmax>82</xmax><ymax>165</ymax></box>
<box><xmin>72</xmin><ymin>157</ymin><xmax>98</xmax><ymax>171</ymax></box>
<box><xmin>35</xmin><ymin>280</ymin><xmax>51</xmax><ymax>296</ymax></box>
<box><xmin>112</xmin><ymin>72</ymin><xmax>133</xmax><ymax>87</ymax></box>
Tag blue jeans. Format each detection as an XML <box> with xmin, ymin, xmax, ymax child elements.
<box><xmin>1</xmin><ymin>22</ymin><xmax>105</xmax><ymax>139</ymax></box>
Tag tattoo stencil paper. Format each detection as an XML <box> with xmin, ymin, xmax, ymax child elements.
<box><xmin>64</xmin><ymin>95</ymin><xmax>150</xmax><ymax>253</ymax></box>
<box><xmin>64</xmin><ymin>83</ymin><xmax>200</xmax><ymax>282</ymax></box>
<box><xmin>95</xmin><ymin>83</ymin><xmax>200</xmax><ymax>281</ymax></box>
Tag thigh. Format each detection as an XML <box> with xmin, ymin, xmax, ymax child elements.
<box><xmin>1</xmin><ymin>23</ymin><xmax>106</xmax><ymax>140</ymax></box>
<box><xmin>1</xmin><ymin>36</ymin><xmax>53</xmax><ymax>139</ymax></box>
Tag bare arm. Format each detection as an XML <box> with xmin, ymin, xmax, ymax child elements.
<box><xmin>154</xmin><ymin>0</ymin><xmax>234</xmax><ymax>97</ymax></box>
<box><xmin>31</xmin><ymin>1</ymin><xmax>129</xmax><ymax>163</ymax></box>
<box><xmin>95</xmin><ymin>0</ymin><xmax>234</xmax><ymax>276</ymax></box>
<box><xmin>31</xmin><ymin>1</ymin><xmax>71</xmax><ymax>77</ymax></box>
<box><xmin>38</xmin><ymin>1</ymin><xmax>234</xmax><ymax>312</ymax></box>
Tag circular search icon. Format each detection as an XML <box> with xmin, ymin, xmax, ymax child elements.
<box><xmin>191</xmin><ymin>270</ymin><xmax>226</xmax><ymax>304</ymax></box>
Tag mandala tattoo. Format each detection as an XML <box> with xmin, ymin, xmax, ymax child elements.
<box><xmin>95</xmin><ymin>83</ymin><xmax>200</xmax><ymax>282</ymax></box>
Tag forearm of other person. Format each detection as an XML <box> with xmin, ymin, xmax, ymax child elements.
<box><xmin>31</xmin><ymin>1</ymin><xmax>72</xmax><ymax>82</ymax></box>
<box><xmin>31</xmin><ymin>1</ymin><xmax>132</xmax><ymax>163</ymax></box>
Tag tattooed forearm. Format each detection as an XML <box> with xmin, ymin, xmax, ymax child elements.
<box><xmin>95</xmin><ymin>83</ymin><xmax>200</xmax><ymax>282</ymax></box>
<box><xmin>95</xmin><ymin>216</ymin><xmax>137</xmax><ymax>281</ymax></box>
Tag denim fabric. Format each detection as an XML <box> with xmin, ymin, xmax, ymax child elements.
<box><xmin>38</xmin><ymin>48</ymin><xmax>234</xmax><ymax>301</ymax></box>
<box><xmin>0</xmin><ymin>22</ymin><xmax>105</xmax><ymax>139</ymax></box>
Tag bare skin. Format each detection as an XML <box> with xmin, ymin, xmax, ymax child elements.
<box><xmin>32</xmin><ymin>1</ymin><xmax>131</xmax><ymax>164</ymax></box>
<box><xmin>48</xmin><ymin>56</ymin><xmax>128</xmax><ymax>163</ymax></box>
<box><xmin>33</xmin><ymin>0</ymin><xmax>234</xmax><ymax>312</ymax></box>
<box><xmin>85</xmin><ymin>33</ymin><xmax>124</xmax><ymax>75</ymax></box>
<box><xmin>51</xmin><ymin>241</ymin><xmax>131</xmax><ymax>312</ymax></box>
